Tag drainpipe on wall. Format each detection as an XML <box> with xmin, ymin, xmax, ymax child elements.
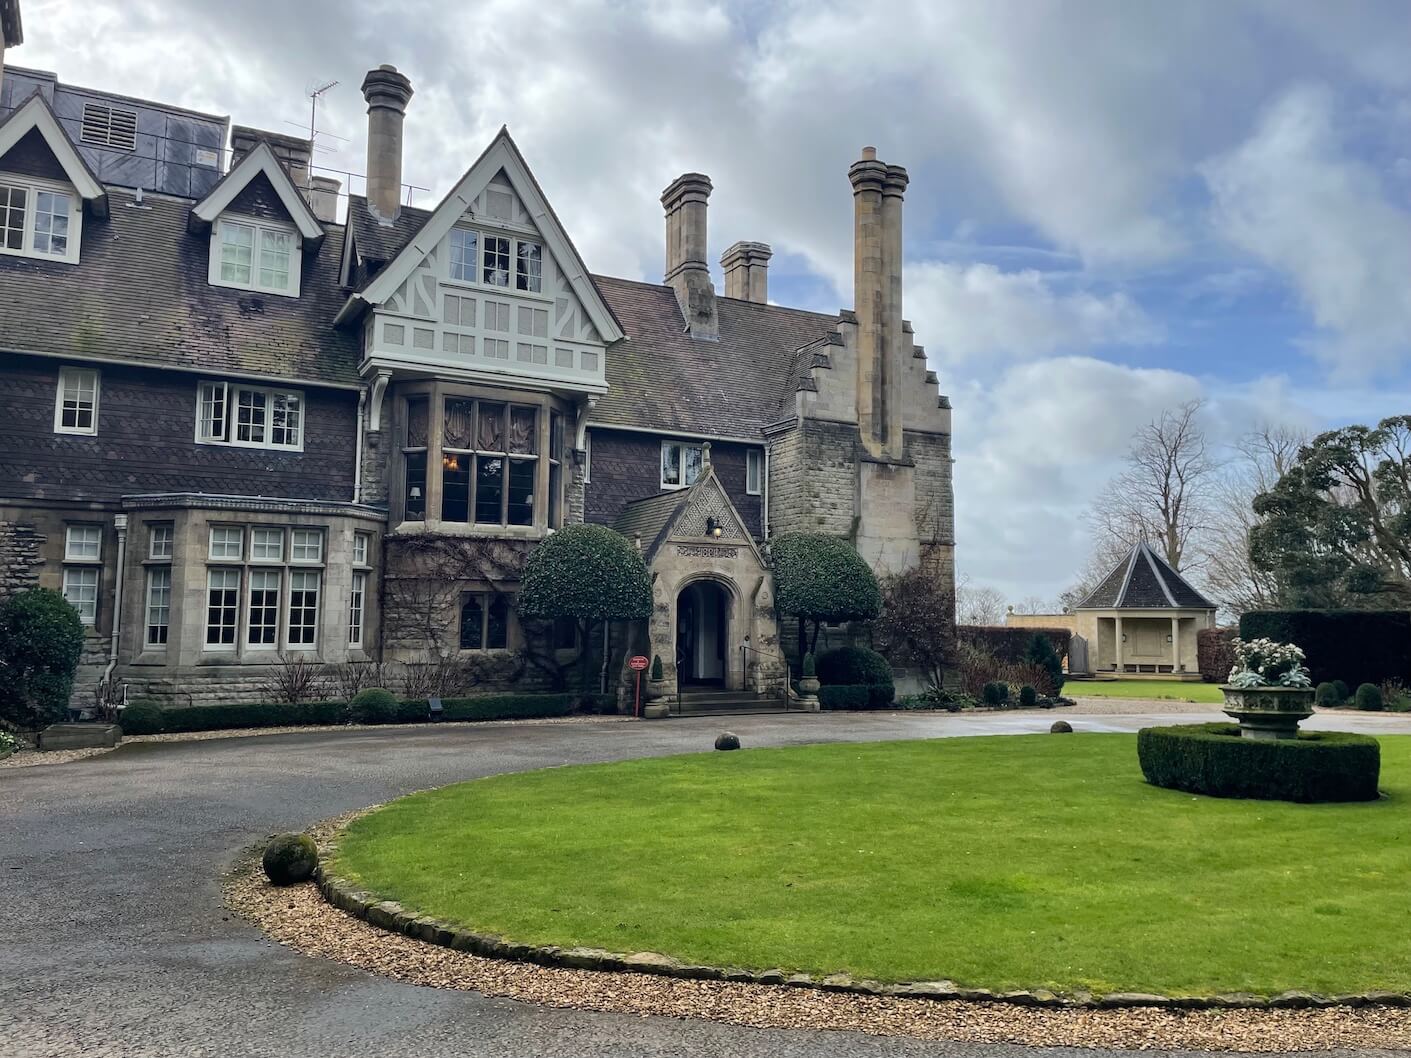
<box><xmin>353</xmin><ymin>388</ymin><xmax>367</xmax><ymax>503</ymax></box>
<box><xmin>102</xmin><ymin>514</ymin><xmax>128</xmax><ymax>691</ymax></box>
<box><xmin>762</xmin><ymin>444</ymin><xmax>770</xmax><ymax>540</ymax></box>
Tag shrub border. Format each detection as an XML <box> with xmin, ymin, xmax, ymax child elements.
<box><xmin>310</xmin><ymin>817</ymin><xmax>1410</xmax><ymax>1011</ymax></box>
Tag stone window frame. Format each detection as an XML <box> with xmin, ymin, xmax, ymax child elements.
<box><xmin>61</xmin><ymin>524</ymin><xmax>104</xmax><ymax>629</ymax></box>
<box><xmin>458</xmin><ymin>590</ymin><xmax>512</xmax><ymax>653</ymax></box>
<box><xmin>348</xmin><ymin>571</ymin><xmax>367</xmax><ymax>648</ymax></box>
<box><xmin>394</xmin><ymin>380</ymin><xmax>571</xmax><ymax>534</ymax></box>
<box><xmin>202</xmin><ymin>523</ymin><xmax>329</xmax><ymax>655</ymax></box>
<box><xmin>142</xmin><ymin>520</ymin><xmax>174</xmax><ymax>649</ymax></box>
<box><xmin>0</xmin><ymin>174</ymin><xmax>82</xmax><ymax>264</ymax></box>
<box><xmin>660</xmin><ymin>440</ymin><xmax>705</xmax><ymax>491</ymax></box>
<box><xmin>54</xmin><ymin>366</ymin><xmax>100</xmax><ymax>435</ymax></box>
<box><xmin>746</xmin><ymin>448</ymin><xmax>763</xmax><ymax>496</ymax></box>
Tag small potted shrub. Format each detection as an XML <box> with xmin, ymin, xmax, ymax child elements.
<box><xmin>646</xmin><ymin>654</ymin><xmax>668</xmax><ymax>700</ymax></box>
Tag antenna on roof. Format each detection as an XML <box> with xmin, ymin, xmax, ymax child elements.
<box><xmin>304</xmin><ymin>78</ymin><xmax>339</xmax><ymax>186</ymax></box>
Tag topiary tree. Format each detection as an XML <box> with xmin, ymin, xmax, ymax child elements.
<box><xmin>1019</xmin><ymin>684</ymin><xmax>1039</xmax><ymax>708</ymax></box>
<box><xmin>801</xmin><ymin>652</ymin><xmax>816</xmax><ymax>678</ymax></box>
<box><xmin>0</xmin><ymin>588</ymin><xmax>86</xmax><ymax>730</ymax></box>
<box><xmin>1314</xmin><ymin>681</ymin><xmax>1341</xmax><ymax>708</ymax></box>
<box><xmin>350</xmin><ymin>687</ymin><xmax>399</xmax><ymax>725</ymax></box>
<box><xmin>1333</xmin><ymin>679</ymin><xmax>1351</xmax><ymax>703</ymax></box>
<box><xmin>815</xmin><ymin>645</ymin><xmax>891</xmax><ymax>686</ymax></box>
<box><xmin>770</xmin><ymin>533</ymin><xmax>881</xmax><ymax>656</ymax></box>
<box><xmin>1355</xmin><ymin>683</ymin><xmax>1384</xmax><ymax>712</ymax></box>
<box><xmin>1024</xmin><ymin>633</ymin><xmax>1065</xmax><ymax>697</ymax></box>
<box><xmin>518</xmin><ymin>523</ymin><xmax>653</xmax><ymax>693</ymax></box>
<box><xmin>650</xmin><ymin>654</ymin><xmax>664</xmax><ymax>682</ymax></box>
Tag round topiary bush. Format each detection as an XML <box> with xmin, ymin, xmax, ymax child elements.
<box><xmin>982</xmin><ymin>681</ymin><xmax>1004</xmax><ymax>706</ymax></box>
<box><xmin>0</xmin><ymin>587</ymin><xmax>86</xmax><ymax>730</ymax></box>
<box><xmin>1137</xmin><ymin>723</ymin><xmax>1380</xmax><ymax>803</ymax></box>
<box><xmin>814</xmin><ymin>645</ymin><xmax>891</xmax><ymax>686</ymax></box>
<box><xmin>350</xmin><ymin>687</ymin><xmax>400</xmax><ymax>725</ymax></box>
<box><xmin>262</xmin><ymin>832</ymin><xmax>319</xmax><ymax>885</ymax></box>
<box><xmin>1019</xmin><ymin>685</ymin><xmax>1039</xmax><ymax>708</ymax></box>
<box><xmin>119</xmin><ymin>699</ymin><xmax>165</xmax><ymax>735</ymax></box>
<box><xmin>1315</xmin><ymin>681</ymin><xmax>1341</xmax><ymax>707</ymax></box>
<box><xmin>1355</xmin><ymin>683</ymin><xmax>1384</xmax><ymax>712</ymax></box>
<box><xmin>1333</xmin><ymin>679</ymin><xmax>1351</xmax><ymax>703</ymax></box>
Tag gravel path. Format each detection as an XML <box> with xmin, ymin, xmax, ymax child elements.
<box><xmin>5</xmin><ymin>710</ymin><xmax>1411</xmax><ymax>1058</ymax></box>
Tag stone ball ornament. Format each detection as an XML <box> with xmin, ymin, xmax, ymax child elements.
<box><xmin>715</xmin><ymin>732</ymin><xmax>741</xmax><ymax>751</ymax></box>
<box><xmin>1050</xmin><ymin>720</ymin><xmax>1073</xmax><ymax>734</ymax></box>
<box><xmin>263</xmin><ymin>832</ymin><xmax>319</xmax><ymax>886</ymax></box>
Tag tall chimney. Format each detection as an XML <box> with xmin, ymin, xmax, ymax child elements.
<box><xmin>848</xmin><ymin>146</ymin><xmax>907</xmax><ymax>461</ymax></box>
<box><xmin>360</xmin><ymin>64</ymin><xmax>414</xmax><ymax>225</ymax></box>
<box><xmin>721</xmin><ymin>240</ymin><xmax>772</xmax><ymax>304</ymax></box>
<box><xmin>662</xmin><ymin>173</ymin><xmax>717</xmax><ymax>340</ymax></box>
<box><xmin>309</xmin><ymin>175</ymin><xmax>341</xmax><ymax>223</ymax></box>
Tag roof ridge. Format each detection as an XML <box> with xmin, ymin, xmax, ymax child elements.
<box><xmin>1140</xmin><ymin>542</ymin><xmax>1180</xmax><ymax>607</ymax></box>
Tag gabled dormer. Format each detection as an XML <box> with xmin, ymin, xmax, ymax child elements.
<box><xmin>189</xmin><ymin>139</ymin><xmax>324</xmax><ymax>299</ymax></box>
<box><xmin>0</xmin><ymin>90</ymin><xmax>107</xmax><ymax>265</ymax></box>
<box><xmin>340</xmin><ymin>127</ymin><xmax>623</xmax><ymax>396</ymax></box>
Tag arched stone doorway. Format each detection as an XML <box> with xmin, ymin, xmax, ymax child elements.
<box><xmin>676</xmin><ymin>579</ymin><xmax>730</xmax><ymax>686</ymax></box>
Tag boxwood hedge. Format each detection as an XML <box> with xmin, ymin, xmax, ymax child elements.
<box><xmin>818</xmin><ymin>682</ymin><xmax>895</xmax><ymax>710</ymax></box>
<box><xmin>1238</xmin><ymin>610</ymin><xmax>1411</xmax><ymax>688</ymax></box>
<box><xmin>119</xmin><ymin>693</ymin><xmax>575</xmax><ymax>735</ymax></box>
<box><xmin>1137</xmin><ymin>722</ymin><xmax>1380</xmax><ymax>803</ymax></box>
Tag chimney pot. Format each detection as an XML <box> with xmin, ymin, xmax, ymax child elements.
<box><xmin>360</xmin><ymin>64</ymin><xmax>414</xmax><ymax>225</ymax></box>
<box><xmin>721</xmin><ymin>240</ymin><xmax>772</xmax><ymax>304</ymax></box>
<box><xmin>861</xmin><ymin>146</ymin><xmax>877</xmax><ymax>160</ymax></box>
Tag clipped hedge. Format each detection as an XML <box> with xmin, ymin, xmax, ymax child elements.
<box><xmin>117</xmin><ymin>694</ymin><xmax>575</xmax><ymax>735</ymax></box>
<box><xmin>815</xmin><ymin>645</ymin><xmax>892</xmax><ymax>686</ymax></box>
<box><xmin>1137</xmin><ymin>723</ymin><xmax>1380</xmax><ymax>803</ymax></box>
<box><xmin>1239</xmin><ymin>610</ymin><xmax>1411</xmax><ymax>688</ymax></box>
<box><xmin>818</xmin><ymin>683</ymin><xmax>896</xmax><ymax>710</ymax></box>
<box><xmin>958</xmin><ymin>625</ymin><xmax>1073</xmax><ymax>665</ymax></box>
<box><xmin>1197</xmin><ymin>627</ymin><xmax>1237</xmax><ymax>683</ymax></box>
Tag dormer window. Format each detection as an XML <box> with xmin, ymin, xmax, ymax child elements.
<box><xmin>210</xmin><ymin>218</ymin><xmax>300</xmax><ymax>297</ymax></box>
<box><xmin>0</xmin><ymin>178</ymin><xmax>81</xmax><ymax>263</ymax></box>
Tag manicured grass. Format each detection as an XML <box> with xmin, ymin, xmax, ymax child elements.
<box><xmin>1068</xmin><ymin>679</ymin><xmax>1225</xmax><ymax>703</ymax></box>
<box><xmin>333</xmin><ymin>734</ymin><xmax>1408</xmax><ymax>997</ymax></box>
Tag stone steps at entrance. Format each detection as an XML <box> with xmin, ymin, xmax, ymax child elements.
<box><xmin>673</xmin><ymin>689</ymin><xmax>790</xmax><ymax>716</ymax></box>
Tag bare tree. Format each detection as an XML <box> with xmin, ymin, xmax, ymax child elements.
<box><xmin>1009</xmin><ymin>594</ymin><xmax>1058</xmax><ymax>615</ymax></box>
<box><xmin>956</xmin><ymin>576</ymin><xmax>1007</xmax><ymax>626</ymax></box>
<box><xmin>1201</xmin><ymin>423</ymin><xmax>1308</xmax><ymax>615</ymax></box>
<box><xmin>1087</xmin><ymin>399</ymin><xmax>1217</xmax><ymax>571</ymax></box>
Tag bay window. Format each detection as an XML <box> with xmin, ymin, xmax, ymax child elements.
<box><xmin>196</xmin><ymin>381</ymin><xmax>303</xmax><ymax>450</ymax></box>
<box><xmin>211</xmin><ymin>217</ymin><xmax>301</xmax><ymax>296</ymax></box>
<box><xmin>203</xmin><ymin>523</ymin><xmax>329</xmax><ymax>653</ymax></box>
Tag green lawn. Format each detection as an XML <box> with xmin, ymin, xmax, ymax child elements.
<box><xmin>1067</xmin><ymin>679</ymin><xmax>1225</xmax><ymax>703</ymax></box>
<box><xmin>332</xmin><ymin>734</ymin><xmax>1406</xmax><ymax>997</ymax></box>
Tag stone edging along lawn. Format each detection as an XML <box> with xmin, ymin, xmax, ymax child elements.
<box><xmin>311</xmin><ymin>827</ymin><xmax>1410</xmax><ymax>1013</ymax></box>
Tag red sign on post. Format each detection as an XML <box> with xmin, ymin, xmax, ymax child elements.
<box><xmin>629</xmin><ymin>655</ymin><xmax>649</xmax><ymax>718</ymax></box>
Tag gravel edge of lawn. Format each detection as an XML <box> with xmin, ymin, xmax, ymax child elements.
<box><xmin>221</xmin><ymin>814</ymin><xmax>1411</xmax><ymax>1053</ymax></box>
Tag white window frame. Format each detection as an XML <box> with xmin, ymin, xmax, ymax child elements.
<box><xmin>448</xmin><ymin>228</ymin><xmax>478</xmax><ymax>283</ymax></box>
<box><xmin>660</xmin><ymin>441</ymin><xmax>705</xmax><ymax>491</ymax></box>
<box><xmin>62</xmin><ymin>566</ymin><xmax>100</xmax><ymax>626</ymax></box>
<box><xmin>208</xmin><ymin>217</ymin><xmax>302</xmax><ymax>298</ymax></box>
<box><xmin>746</xmin><ymin>448</ymin><xmax>763</xmax><ymax>496</ymax></box>
<box><xmin>208</xmin><ymin>526</ymin><xmax>244</xmax><ymax>561</ymax></box>
<box><xmin>443</xmin><ymin>227</ymin><xmax>549</xmax><ymax>300</ymax></box>
<box><xmin>143</xmin><ymin>566</ymin><xmax>172</xmax><ymax>647</ymax></box>
<box><xmin>148</xmin><ymin>523</ymin><xmax>174</xmax><ymax>560</ymax></box>
<box><xmin>194</xmin><ymin>381</ymin><xmax>304</xmax><ymax>451</ymax></box>
<box><xmin>65</xmin><ymin>524</ymin><xmax>103</xmax><ymax>561</ymax></box>
<box><xmin>205</xmin><ymin>568</ymin><xmax>241</xmax><ymax>650</ymax></box>
<box><xmin>352</xmin><ymin>531</ymin><xmax>370</xmax><ymax>567</ymax></box>
<box><xmin>286</xmin><ymin>569</ymin><xmax>320</xmax><ymax>650</ymax></box>
<box><xmin>246</xmin><ymin>568</ymin><xmax>282</xmax><ymax>650</ymax></box>
<box><xmin>290</xmin><ymin>529</ymin><xmax>323</xmax><ymax>564</ymax></box>
<box><xmin>54</xmin><ymin>366</ymin><xmax>100</xmax><ymax>435</ymax></box>
<box><xmin>0</xmin><ymin>176</ymin><xmax>82</xmax><ymax>264</ymax></box>
<box><xmin>349</xmin><ymin>571</ymin><xmax>366</xmax><ymax>648</ymax></box>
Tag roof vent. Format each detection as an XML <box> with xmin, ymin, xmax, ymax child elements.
<box><xmin>80</xmin><ymin>102</ymin><xmax>137</xmax><ymax>151</ymax></box>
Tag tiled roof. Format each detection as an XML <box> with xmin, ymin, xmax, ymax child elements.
<box><xmin>613</xmin><ymin>489</ymin><xmax>688</xmax><ymax>551</ymax></box>
<box><xmin>591</xmin><ymin>275</ymin><xmax>839</xmax><ymax>437</ymax></box>
<box><xmin>0</xmin><ymin>187</ymin><xmax>360</xmax><ymax>386</ymax></box>
<box><xmin>346</xmin><ymin>193</ymin><xmax>433</xmax><ymax>273</ymax></box>
<box><xmin>1077</xmin><ymin>542</ymin><xmax>1215</xmax><ymax>610</ymax></box>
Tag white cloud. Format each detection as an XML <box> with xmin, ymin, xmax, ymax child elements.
<box><xmin>1204</xmin><ymin>84</ymin><xmax>1411</xmax><ymax>376</ymax></box>
<box><xmin>906</xmin><ymin>263</ymin><xmax>1160</xmax><ymax>366</ymax></box>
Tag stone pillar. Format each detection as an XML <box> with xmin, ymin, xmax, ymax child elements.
<box><xmin>1171</xmin><ymin>616</ymin><xmax>1181</xmax><ymax>673</ymax></box>
<box><xmin>360</xmin><ymin>65</ymin><xmax>414</xmax><ymax>224</ymax></box>
<box><xmin>721</xmin><ymin>240</ymin><xmax>772</xmax><ymax>303</ymax></box>
<box><xmin>848</xmin><ymin>148</ymin><xmax>907</xmax><ymax>461</ymax></box>
<box><xmin>662</xmin><ymin>173</ymin><xmax>717</xmax><ymax>340</ymax></box>
<box><xmin>1114</xmin><ymin>615</ymin><xmax>1124</xmax><ymax>673</ymax></box>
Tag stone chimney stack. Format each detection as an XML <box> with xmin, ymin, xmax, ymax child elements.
<box><xmin>848</xmin><ymin>146</ymin><xmax>908</xmax><ymax>461</ymax></box>
<box><xmin>662</xmin><ymin>172</ymin><xmax>718</xmax><ymax>340</ymax></box>
<box><xmin>360</xmin><ymin>64</ymin><xmax>414</xmax><ymax>225</ymax></box>
<box><xmin>721</xmin><ymin>241</ymin><xmax>772</xmax><ymax>304</ymax></box>
<box><xmin>230</xmin><ymin>126</ymin><xmax>312</xmax><ymax>188</ymax></box>
<box><xmin>308</xmin><ymin>175</ymin><xmax>341</xmax><ymax>223</ymax></box>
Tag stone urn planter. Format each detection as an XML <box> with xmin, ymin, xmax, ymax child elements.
<box><xmin>1220</xmin><ymin>685</ymin><xmax>1317</xmax><ymax>740</ymax></box>
<box><xmin>798</xmin><ymin>675</ymin><xmax>820</xmax><ymax>697</ymax></box>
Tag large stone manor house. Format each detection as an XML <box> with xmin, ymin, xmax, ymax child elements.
<box><xmin>0</xmin><ymin>54</ymin><xmax>955</xmax><ymax>706</ymax></box>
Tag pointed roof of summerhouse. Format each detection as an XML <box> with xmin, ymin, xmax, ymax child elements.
<box><xmin>1076</xmin><ymin>541</ymin><xmax>1215</xmax><ymax>611</ymax></box>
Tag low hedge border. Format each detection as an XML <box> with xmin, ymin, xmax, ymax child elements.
<box><xmin>818</xmin><ymin>683</ymin><xmax>895</xmax><ymax>710</ymax></box>
<box><xmin>121</xmin><ymin>693</ymin><xmax>576</xmax><ymax>736</ymax></box>
<box><xmin>308</xmin><ymin>820</ymin><xmax>1410</xmax><ymax>1011</ymax></box>
<box><xmin>1137</xmin><ymin>723</ymin><xmax>1381</xmax><ymax>803</ymax></box>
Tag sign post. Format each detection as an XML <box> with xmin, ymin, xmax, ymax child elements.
<box><xmin>628</xmin><ymin>655</ymin><xmax>649</xmax><ymax>718</ymax></box>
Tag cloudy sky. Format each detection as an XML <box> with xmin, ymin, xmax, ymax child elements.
<box><xmin>20</xmin><ymin>0</ymin><xmax>1411</xmax><ymax>603</ymax></box>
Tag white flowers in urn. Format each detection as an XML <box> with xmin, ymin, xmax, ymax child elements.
<box><xmin>1227</xmin><ymin>637</ymin><xmax>1312</xmax><ymax>689</ymax></box>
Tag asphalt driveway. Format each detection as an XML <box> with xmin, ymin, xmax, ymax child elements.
<box><xmin>3</xmin><ymin>708</ymin><xmax>1408</xmax><ymax>1058</ymax></box>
